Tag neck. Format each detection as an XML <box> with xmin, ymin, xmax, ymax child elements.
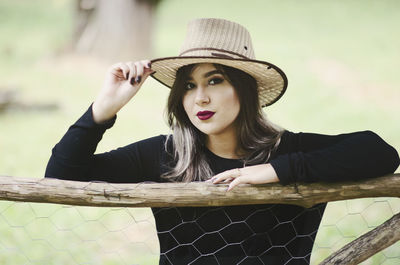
<box><xmin>206</xmin><ymin>131</ymin><xmax>241</xmax><ymax>159</ymax></box>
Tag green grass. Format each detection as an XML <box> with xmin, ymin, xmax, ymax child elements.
<box><xmin>0</xmin><ymin>0</ymin><xmax>399</xmax><ymax>264</ymax></box>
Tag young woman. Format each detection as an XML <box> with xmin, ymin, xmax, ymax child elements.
<box><xmin>46</xmin><ymin>18</ymin><xmax>399</xmax><ymax>264</ymax></box>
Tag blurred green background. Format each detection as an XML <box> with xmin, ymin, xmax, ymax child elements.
<box><xmin>0</xmin><ymin>0</ymin><xmax>399</xmax><ymax>264</ymax></box>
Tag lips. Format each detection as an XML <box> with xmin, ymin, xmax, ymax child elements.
<box><xmin>196</xmin><ymin>111</ymin><xmax>215</xmax><ymax>120</ymax></box>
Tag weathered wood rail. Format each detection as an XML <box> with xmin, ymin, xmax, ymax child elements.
<box><xmin>0</xmin><ymin>174</ymin><xmax>399</xmax><ymax>208</ymax></box>
<box><xmin>0</xmin><ymin>174</ymin><xmax>399</xmax><ymax>264</ymax></box>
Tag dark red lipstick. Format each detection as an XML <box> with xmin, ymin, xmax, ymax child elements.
<box><xmin>197</xmin><ymin>111</ymin><xmax>215</xmax><ymax>120</ymax></box>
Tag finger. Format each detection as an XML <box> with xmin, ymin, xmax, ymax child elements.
<box><xmin>134</xmin><ymin>61</ymin><xmax>145</xmax><ymax>84</ymax></box>
<box><xmin>227</xmin><ymin>177</ymin><xmax>243</xmax><ymax>192</ymax></box>
<box><xmin>211</xmin><ymin>172</ymin><xmax>232</xmax><ymax>184</ymax></box>
<box><xmin>211</xmin><ymin>168</ymin><xmax>241</xmax><ymax>184</ymax></box>
<box><xmin>211</xmin><ymin>173</ymin><xmax>230</xmax><ymax>184</ymax></box>
<box><xmin>206</xmin><ymin>177</ymin><xmax>232</xmax><ymax>183</ymax></box>
<box><xmin>142</xmin><ymin>59</ymin><xmax>152</xmax><ymax>70</ymax></box>
<box><xmin>126</xmin><ymin>62</ymin><xmax>137</xmax><ymax>85</ymax></box>
<box><xmin>110</xmin><ymin>62</ymin><xmax>130</xmax><ymax>80</ymax></box>
<box><xmin>139</xmin><ymin>60</ymin><xmax>155</xmax><ymax>83</ymax></box>
<box><xmin>222</xmin><ymin>177</ymin><xmax>234</xmax><ymax>183</ymax></box>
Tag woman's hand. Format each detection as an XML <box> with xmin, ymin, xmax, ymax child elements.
<box><xmin>92</xmin><ymin>60</ymin><xmax>153</xmax><ymax>123</ymax></box>
<box><xmin>209</xmin><ymin>164</ymin><xmax>279</xmax><ymax>191</ymax></box>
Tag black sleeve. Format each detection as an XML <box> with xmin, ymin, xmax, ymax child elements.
<box><xmin>44</xmin><ymin>105</ymin><xmax>165</xmax><ymax>183</ymax></box>
<box><xmin>269</xmin><ymin>130</ymin><xmax>400</xmax><ymax>185</ymax></box>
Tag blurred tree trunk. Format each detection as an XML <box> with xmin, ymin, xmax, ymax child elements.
<box><xmin>73</xmin><ymin>0</ymin><xmax>160</xmax><ymax>61</ymax></box>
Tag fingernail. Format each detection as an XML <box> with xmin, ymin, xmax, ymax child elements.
<box><xmin>147</xmin><ymin>62</ymin><xmax>152</xmax><ymax>68</ymax></box>
<box><xmin>130</xmin><ymin>77</ymin><xmax>135</xmax><ymax>85</ymax></box>
<box><xmin>136</xmin><ymin>76</ymin><xmax>142</xmax><ymax>83</ymax></box>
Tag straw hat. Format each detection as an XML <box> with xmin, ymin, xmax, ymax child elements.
<box><xmin>150</xmin><ymin>18</ymin><xmax>288</xmax><ymax>107</ymax></box>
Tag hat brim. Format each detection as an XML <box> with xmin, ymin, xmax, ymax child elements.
<box><xmin>150</xmin><ymin>56</ymin><xmax>288</xmax><ymax>107</ymax></box>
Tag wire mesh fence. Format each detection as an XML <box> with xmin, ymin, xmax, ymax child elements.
<box><xmin>0</xmin><ymin>197</ymin><xmax>399</xmax><ymax>264</ymax></box>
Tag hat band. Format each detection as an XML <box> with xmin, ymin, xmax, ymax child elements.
<box><xmin>179</xmin><ymin>47</ymin><xmax>250</xmax><ymax>59</ymax></box>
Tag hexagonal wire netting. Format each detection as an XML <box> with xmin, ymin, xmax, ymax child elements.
<box><xmin>0</xmin><ymin>197</ymin><xmax>399</xmax><ymax>264</ymax></box>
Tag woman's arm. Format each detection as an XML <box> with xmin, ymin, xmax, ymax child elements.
<box><xmin>45</xmin><ymin>60</ymin><xmax>163</xmax><ymax>183</ymax></box>
<box><xmin>271</xmin><ymin>130</ymin><xmax>400</xmax><ymax>185</ymax></box>
<box><xmin>211</xmin><ymin>130</ymin><xmax>400</xmax><ymax>189</ymax></box>
<box><xmin>45</xmin><ymin>105</ymin><xmax>165</xmax><ymax>183</ymax></box>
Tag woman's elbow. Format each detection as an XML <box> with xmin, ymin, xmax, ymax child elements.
<box><xmin>365</xmin><ymin>130</ymin><xmax>400</xmax><ymax>174</ymax></box>
<box><xmin>387</xmin><ymin>147</ymin><xmax>400</xmax><ymax>173</ymax></box>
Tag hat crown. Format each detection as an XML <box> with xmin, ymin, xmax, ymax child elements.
<box><xmin>150</xmin><ymin>18</ymin><xmax>288</xmax><ymax>107</ymax></box>
<box><xmin>179</xmin><ymin>18</ymin><xmax>256</xmax><ymax>59</ymax></box>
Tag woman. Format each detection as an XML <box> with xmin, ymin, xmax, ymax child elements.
<box><xmin>46</xmin><ymin>18</ymin><xmax>399</xmax><ymax>264</ymax></box>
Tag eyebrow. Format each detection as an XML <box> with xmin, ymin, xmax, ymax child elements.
<box><xmin>187</xmin><ymin>69</ymin><xmax>224</xmax><ymax>81</ymax></box>
<box><xmin>203</xmin><ymin>70</ymin><xmax>224</xmax><ymax>78</ymax></box>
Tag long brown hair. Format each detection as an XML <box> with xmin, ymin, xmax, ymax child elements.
<box><xmin>163</xmin><ymin>63</ymin><xmax>283</xmax><ymax>182</ymax></box>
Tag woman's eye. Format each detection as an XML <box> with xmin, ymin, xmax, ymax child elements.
<box><xmin>185</xmin><ymin>82</ymin><xmax>195</xmax><ymax>90</ymax></box>
<box><xmin>209</xmin><ymin>77</ymin><xmax>223</xmax><ymax>85</ymax></box>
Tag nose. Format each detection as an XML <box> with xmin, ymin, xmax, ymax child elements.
<box><xmin>194</xmin><ymin>86</ymin><xmax>210</xmax><ymax>105</ymax></box>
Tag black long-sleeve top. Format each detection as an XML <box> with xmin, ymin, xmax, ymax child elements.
<box><xmin>45</xmin><ymin>106</ymin><xmax>399</xmax><ymax>265</ymax></box>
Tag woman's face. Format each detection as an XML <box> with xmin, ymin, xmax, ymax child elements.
<box><xmin>182</xmin><ymin>63</ymin><xmax>240</xmax><ymax>137</ymax></box>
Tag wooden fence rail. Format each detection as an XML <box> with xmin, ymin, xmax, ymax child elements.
<box><xmin>0</xmin><ymin>174</ymin><xmax>399</xmax><ymax>208</ymax></box>
<box><xmin>0</xmin><ymin>174</ymin><xmax>399</xmax><ymax>264</ymax></box>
